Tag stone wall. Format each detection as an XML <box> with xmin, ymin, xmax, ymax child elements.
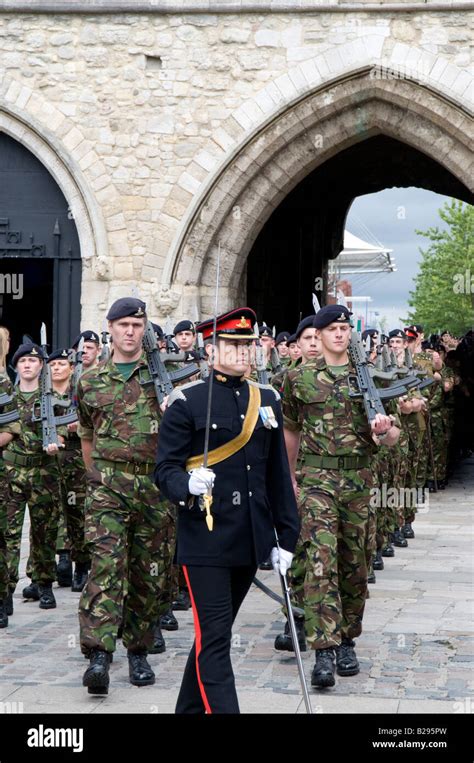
<box><xmin>0</xmin><ymin>4</ymin><xmax>472</xmax><ymax>325</ymax></box>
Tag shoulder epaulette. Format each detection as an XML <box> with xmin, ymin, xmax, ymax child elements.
<box><xmin>167</xmin><ymin>378</ymin><xmax>205</xmax><ymax>407</ymax></box>
<box><xmin>246</xmin><ymin>377</ymin><xmax>280</xmax><ymax>401</ymax></box>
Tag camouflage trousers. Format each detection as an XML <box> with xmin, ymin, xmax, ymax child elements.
<box><xmin>405</xmin><ymin>421</ymin><xmax>425</xmax><ymax>523</ymax></box>
<box><xmin>416</xmin><ymin>417</ymin><xmax>432</xmax><ymax>489</ymax></box>
<box><xmin>156</xmin><ymin>508</ymin><xmax>179</xmax><ymax>616</ymax></box>
<box><xmin>0</xmin><ymin>466</ymin><xmax>8</xmax><ymax>599</ymax></box>
<box><xmin>55</xmin><ymin>449</ymin><xmax>90</xmax><ymax>564</ymax></box>
<box><xmin>79</xmin><ymin>467</ymin><xmax>169</xmax><ymax>654</ymax></box>
<box><xmin>5</xmin><ymin>461</ymin><xmax>60</xmax><ymax>592</ymax></box>
<box><xmin>371</xmin><ymin>447</ymin><xmax>392</xmax><ymax>549</ymax></box>
<box><xmin>427</xmin><ymin>411</ymin><xmax>447</xmax><ymax>483</ymax></box>
<box><xmin>291</xmin><ymin>466</ymin><xmax>375</xmax><ymax>650</ymax></box>
<box><xmin>390</xmin><ymin>428</ymin><xmax>410</xmax><ymax>529</ymax></box>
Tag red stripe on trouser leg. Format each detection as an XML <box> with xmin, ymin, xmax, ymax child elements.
<box><xmin>182</xmin><ymin>565</ymin><xmax>212</xmax><ymax>714</ymax></box>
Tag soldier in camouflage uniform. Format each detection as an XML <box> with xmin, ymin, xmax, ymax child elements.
<box><xmin>4</xmin><ymin>343</ymin><xmax>63</xmax><ymax>611</ymax></box>
<box><xmin>411</xmin><ymin>339</ymin><xmax>444</xmax><ymax>492</ymax></box>
<box><xmin>48</xmin><ymin>349</ymin><xmax>91</xmax><ymax>592</ymax></box>
<box><xmin>173</xmin><ymin>319</ymin><xmax>196</xmax><ymax>353</ymax></box>
<box><xmin>0</xmin><ymin>373</ymin><xmax>21</xmax><ymax>628</ymax></box>
<box><xmin>274</xmin><ymin>316</ymin><xmax>324</xmax><ymax>651</ymax></box>
<box><xmin>77</xmin><ymin>297</ymin><xmax>169</xmax><ymax>695</ymax></box>
<box><xmin>281</xmin><ymin>305</ymin><xmax>400</xmax><ymax>688</ymax></box>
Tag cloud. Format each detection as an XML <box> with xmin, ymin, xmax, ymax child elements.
<box><xmin>345</xmin><ymin>187</ymin><xmax>453</xmax><ymax>328</ymax></box>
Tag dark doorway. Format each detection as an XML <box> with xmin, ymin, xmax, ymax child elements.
<box><xmin>0</xmin><ymin>258</ymin><xmax>54</xmax><ymax>352</ymax></box>
<box><xmin>0</xmin><ymin>132</ymin><xmax>81</xmax><ymax>357</ymax></box>
<box><xmin>246</xmin><ymin>135</ymin><xmax>473</xmax><ymax>330</ymax></box>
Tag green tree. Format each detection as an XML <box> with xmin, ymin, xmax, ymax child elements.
<box><xmin>405</xmin><ymin>199</ymin><xmax>474</xmax><ymax>336</ymax></box>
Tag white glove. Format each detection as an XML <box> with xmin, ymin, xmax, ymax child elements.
<box><xmin>271</xmin><ymin>546</ymin><xmax>294</xmax><ymax>577</ymax></box>
<box><xmin>188</xmin><ymin>467</ymin><xmax>216</xmax><ymax>496</ymax></box>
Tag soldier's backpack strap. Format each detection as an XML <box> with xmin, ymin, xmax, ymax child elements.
<box><xmin>185</xmin><ymin>381</ymin><xmax>261</xmax><ymax>470</ymax></box>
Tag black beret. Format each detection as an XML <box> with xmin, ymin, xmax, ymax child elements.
<box><xmin>362</xmin><ymin>328</ymin><xmax>378</xmax><ymax>341</ymax></box>
<box><xmin>389</xmin><ymin>329</ymin><xmax>407</xmax><ymax>340</ymax></box>
<box><xmin>287</xmin><ymin>334</ymin><xmax>297</xmax><ymax>345</ymax></box>
<box><xmin>173</xmin><ymin>320</ymin><xmax>195</xmax><ymax>335</ymax></box>
<box><xmin>313</xmin><ymin>305</ymin><xmax>352</xmax><ymax>330</ymax></box>
<box><xmin>275</xmin><ymin>331</ymin><xmax>290</xmax><ymax>345</ymax></box>
<box><xmin>295</xmin><ymin>315</ymin><xmax>317</xmax><ymax>340</ymax></box>
<box><xmin>12</xmin><ymin>343</ymin><xmax>44</xmax><ymax>367</ymax></box>
<box><xmin>48</xmin><ymin>348</ymin><xmax>73</xmax><ymax>363</ymax></box>
<box><xmin>152</xmin><ymin>322</ymin><xmax>164</xmax><ymax>340</ymax></box>
<box><xmin>72</xmin><ymin>330</ymin><xmax>100</xmax><ymax>349</ymax></box>
<box><xmin>258</xmin><ymin>323</ymin><xmax>273</xmax><ymax>338</ymax></box>
<box><xmin>106</xmin><ymin>297</ymin><xmax>146</xmax><ymax>322</ymax></box>
<box><xmin>406</xmin><ymin>323</ymin><xmax>423</xmax><ymax>334</ymax></box>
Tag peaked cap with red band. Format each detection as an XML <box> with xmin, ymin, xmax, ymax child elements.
<box><xmin>196</xmin><ymin>307</ymin><xmax>258</xmax><ymax>341</ymax></box>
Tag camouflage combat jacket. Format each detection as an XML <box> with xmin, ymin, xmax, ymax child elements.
<box><xmin>282</xmin><ymin>357</ymin><xmax>376</xmax><ymax>457</ymax></box>
<box><xmin>0</xmin><ymin>374</ymin><xmax>21</xmax><ymax>442</ymax></box>
<box><xmin>76</xmin><ymin>354</ymin><xmax>160</xmax><ymax>464</ymax></box>
<box><xmin>6</xmin><ymin>387</ymin><xmax>45</xmax><ymax>456</ymax></box>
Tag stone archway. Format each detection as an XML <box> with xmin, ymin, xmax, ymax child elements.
<box><xmin>163</xmin><ymin>69</ymin><xmax>473</xmax><ymax>319</ymax></box>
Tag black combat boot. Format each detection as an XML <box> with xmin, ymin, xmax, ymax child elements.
<box><xmin>56</xmin><ymin>551</ymin><xmax>72</xmax><ymax>586</ymax></box>
<box><xmin>0</xmin><ymin>600</ymin><xmax>8</xmax><ymax>628</ymax></box>
<box><xmin>38</xmin><ymin>584</ymin><xmax>56</xmax><ymax>609</ymax></box>
<box><xmin>5</xmin><ymin>591</ymin><xmax>13</xmax><ymax>616</ymax></box>
<box><xmin>402</xmin><ymin>523</ymin><xmax>415</xmax><ymax>539</ymax></box>
<box><xmin>274</xmin><ymin>617</ymin><xmax>306</xmax><ymax>652</ymax></box>
<box><xmin>258</xmin><ymin>554</ymin><xmax>273</xmax><ymax>571</ymax></box>
<box><xmin>426</xmin><ymin>480</ymin><xmax>437</xmax><ymax>493</ymax></box>
<box><xmin>367</xmin><ymin>570</ymin><xmax>376</xmax><ymax>584</ymax></box>
<box><xmin>438</xmin><ymin>479</ymin><xmax>446</xmax><ymax>490</ymax></box>
<box><xmin>172</xmin><ymin>589</ymin><xmax>191</xmax><ymax>611</ymax></box>
<box><xmin>372</xmin><ymin>550</ymin><xmax>384</xmax><ymax>571</ymax></box>
<box><xmin>160</xmin><ymin>609</ymin><xmax>179</xmax><ymax>631</ymax></box>
<box><xmin>381</xmin><ymin>542</ymin><xmax>395</xmax><ymax>558</ymax></box>
<box><xmin>149</xmin><ymin>625</ymin><xmax>166</xmax><ymax>654</ymax></box>
<box><xmin>83</xmin><ymin>650</ymin><xmax>112</xmax><ymax>695</ymax></box>
<box><xmin>128</xmin><ymin>651</ymin><xmax>155</xmax><ymax>686</ymax></box>
<box><xmin>391</xmin><ymin>530</ymin><xmax>408</xmax><ymax>548</ymax></box>
<box><xmin>71</xmin><ymin>563</ymin><xmax>89</xmax><ymax>593</ymax></box>
<box><xmin>311</xmin><ymin>648</ymin><xmax>336</xmax><ymax>688</ymax></box>
<box><xmin>22</xmin><ymin>581</ymin><xmax>40</xmax><ymax>600</ymax></box>
<box><xmin>335</xmin><ymin>638</ymin><xmax>360</xmax><ymax>676</ymax></box>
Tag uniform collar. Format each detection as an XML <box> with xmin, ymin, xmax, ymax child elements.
<box><xmin>99</xmin><ymin>353</ymin><xmax>148</xmax><ymax>381</ymax></box>
<box><xmin>213</xmin><ymin>372</ymin><xmax>245</xmax><ymax>388</ymax></box>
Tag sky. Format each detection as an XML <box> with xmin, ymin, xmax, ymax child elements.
<box><xmin>343</xmin><ymin>187</ymin><xmax>452</xmax><ymax>333</ymax></box>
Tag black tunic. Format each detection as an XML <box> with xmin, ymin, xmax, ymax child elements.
<box><xmin>155</xmin><ymin>373</ymin><xmax>300</xmax><ymax>566</ymax></box>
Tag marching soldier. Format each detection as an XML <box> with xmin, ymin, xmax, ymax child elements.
<box><xmin>173</xmin><ymin>320</ymin><xmax>196</xmax><ymax>352</ymax></box>
<box><xmin>287</xmin><ymin>334</ymin><xmax>302</xmax><ymax>363</ymax></box>
<box><xmin>48</xmin><ymin>349</ymin><xmax>90</xmax><ymax>592</ymax></box>
<box><xmin>0</xmin><ymin>372</ymin><xmax>21</xmax><ymax>627</ymax></box>
<box><xmin>281</xmin><ymin>305</ymin><xmax>400</xmax><ymax>689</ymax></box>
<box><xmin>4</xmin><ymin>343</ymin><xmax>62</xmax><ymax>611</ymax></box>
<box><xmin>72</xmin><ymin>331</ymin><xmax>101</xmax><ymax>372</ymax></box>
<box><xmin>155</xmin><ymin>307</ymin><xmax>300</xmax><ymax>714</ymax></box>
<box><xmin>77</xmin><ymin>298</ymin><xmax>170</xmax><ymax>695</ymax></box>
<box><xmin>275</xmin><ymin>331</ymin><xmax>291</xmax><ymax>361</ymax></box>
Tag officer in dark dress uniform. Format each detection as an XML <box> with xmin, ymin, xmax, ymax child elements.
<box><xmin>155</xmin><ymin>307</ymin><xmax>300</xmax><ymax>714</ymax></box>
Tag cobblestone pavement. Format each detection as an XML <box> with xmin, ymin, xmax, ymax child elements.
<box><xmin>0</xmin><ymin>458</ymin><xmax>472</xmax><ymax>714</ymax></box>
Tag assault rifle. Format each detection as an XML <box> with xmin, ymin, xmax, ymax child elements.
<box><xmin>348</xmin><ymin>331</ymin><xmax>425</xmax><ymax>425</ymax></box>
<box><xmin>141</xmin><ymin>321</ymin><xmax>200</xmax><ymax>405</ymax></box>
<box><xmin>0</xmin><ymin>390</ymin><xmax>20</xmax><ymax>425</ymax></box>
<box><xmin>31</xmin><ymin>323</ymin><xmax>78</xmax><ymax>450</ymax></box>
<box><xmin>253</xmin><ymin>323</ymin><xmax>270</xmax><ymax>385</ymax></box>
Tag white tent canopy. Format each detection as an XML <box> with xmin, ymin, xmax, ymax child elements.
<box><xmin>331</xmin><ymin>231</ymin><xmax>396</xmax><ymax>274</ymax></box>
